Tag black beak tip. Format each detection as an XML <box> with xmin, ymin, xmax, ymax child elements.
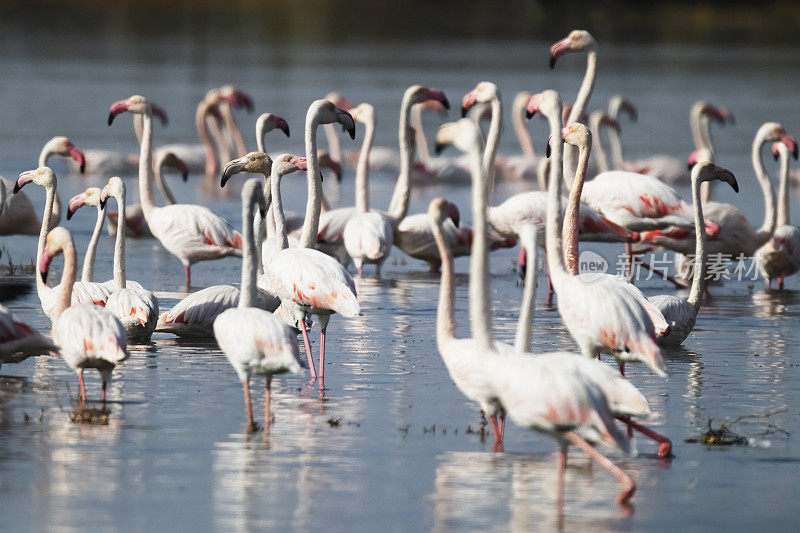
<box><xmin>460</xmin><ymin>106</ymin><xmax>468</xmax><ymax>119</ymax></box>
<box><xmin>220</xmin><ymin>175</ymin><xmax>229</xmax><ymax>188</ymax></box>
<box><xmin>66</xmin><ymin>209</ymin><xmax>74</xmax><ymax>221</ymax></box>
<box><xmin>525</xmin><ymin>110</ymin><xmax>534</xmax><ymax>120</ymax></box>
<box><xmin>13</xmin><ymin>183</ymin><xmax>21</xmax><ymax>194</ymax></box>
<box><xmin>435</xmin><ymin>142</ymin><xmax>446</xmax><ymax>155</ymax></box>
<box><xmin>441</xmin><ymin>98</ymin><xmax>450</xmax><ymax>111</ymax></box>
<box><xmin>80</xmin><ymin>162</ymin><xmax>86</xmax><ymax>174</ymax></box>
<box><xmin>549</xmin><ymin>56</ymin><xmax>557</xmax><ymax>69</ymax></box>
<box><xmin>687</xmin><ymin>162</ymin><xmax>694</xmax><ymax>171</ymax></box>
<box><xmin>107</xmin><ymin>112</ymin><xmax>115</xmax><ymax>126</ymax></box>
<box><xmin>182</xmin><ymin>170</ymin><xmax>189</xmax><ymax>182</ymax></box>
<box><xmin>545</xmin><ymin>144</ymin><xmax>552</xmax><ymax>158</ymax></box>
<box><xmin>319</xmin><ymin>172</ymin><xmax>324</xmax><ymax>183</ymax></box>
<box><xmin>282</xmin><ymin>126</ymin><xmax>290</xmax><ymax>138</ymax></box>
<box><xmin>40</xmin><ymin>271</ymin><xmax>47</xmax><ymax>284</ymax></box>
<box><xmin>794</xmin><ymin>147</ymin><xmax>799</xmax><ymax>160</ymax></box>
<box><xmin>346</xmin><ymin>126</ymin><xmax>356</xmax><ymax>140</ymax></box>
<box><xmin>731</xmin><ymin>181</ymin><xmax>740</xmax><ymax>193</ymax></box>
<box><xmin>99</xmin><ymin>199</ymin><xmax>107</xmax><ymax>210</ymax></box>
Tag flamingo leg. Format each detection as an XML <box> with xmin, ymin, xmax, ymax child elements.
<box><xmin>184</xmin><ymin>265</ymin><xmax>191</xmax><ymax>287</ymax></box>
<box><xmin>318</xmin><ymin>326</ymin><xmax>327</xmax><ymax>386</ymax></box>
<box><xmin>264</xmin><ymin>376</ymin><xmax>272</xmax><ymax>427</ymax></box>
<box><xmin>299</xmin><ymin>319</ymin><xmax>317</xmax><ymax>380</ymax></box>
<box><xmin>565</xmin><ymin>431</ymin><xmax>636</xmax><ymax>503</ymax></box>
<box><xmin>618</xmin><ymin>361</ymin><xmax>626</xmax><ymax>377</ymax></box>
<box><xmin>243</xmin><ymin>379</ymin><xmax>254</xmax><ymax>429</ymax></box>
<box><xmin>499</xmin><ymin>414</ymin><xmax>506</xmax><ymax>440</ymax></box>
<box><xmin>778</xmin><ymin>277</ymin><xmax>785</xmax><ymax>291</ymax></box>
<box><xmin>624</xmin><ymin>418</ymin><xmax>672</xmax><ymax>458</ymax></box>
<box><xmin>101</xmin><ymin>380</ymin><xmax>107</xmax><ymax>405</ymax></box>
<box><xmin>558</xmin><ymin>448</ymin><xmax>568</xmax><ymax>509</ymax></box>
<box><xmin>625</xmin><ymin>243</ymin><xmax>634</xmax><ymax>283</ymax></box>
<box><xmin>78</xmin><ymin>370</ymin><xmax>86</xmax><ymax>401</ymax></box>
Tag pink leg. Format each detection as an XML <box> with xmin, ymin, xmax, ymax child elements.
<box><xmin>778</xmin><ymin>277</ymin><xmax>785</xmax><ymax>291</ymax></box>
<box><xmin>101</xmin><ymin>380</ymin><xmax>107</xmax><ymax>405</ymax></box>
<box><xmin>299</xmin><ymin>320</ymin><xmax>317</xmax><ymax>380</ymax></box>
<box><xmin>264</xmin><ymin>376</ymin><xmax>272</xmax><ymax>427</ymax></box>
<box><xmin>243</xmin><ymin>380</ymin><xmax>254</xmax><ymax>430</ymax></box>
<box><xmin>489</xmin><ymin>415</ymin><xmax>504</xmax><ymax>452</ymax></box>
<box><xmin>618</xmin><ymin>361</ymin><xmax>626</xmax><ymax>377</ymax></box>
<box><xmin>318</xmin><ymin>326</ymin><xmax>327</xmax><ymax>386</ymax></box>
<box><xmin>624</xmin><ymin>418</ymin><xmax>672</xmax><ymax>458</ymax></box>
<box><xmin>565</xmin><ymin>431</ymin><xmax>636</xmax><ymax>503</ymax></box>
<box><xmin>558</xmin><ymin>449</ymin><xmax>568</xmax><ymax>508</ymax></box>
<box><xmin>625</xmin><ymin>243</ymin><xmax>634</xmax><ymax>283</ymax></box>
<box><xmin>499</xmin><ymin>414</ymin><xmax>506</xmax><ymax>440</ymax></box>
<box><xmin>184</xmin><ymin>265</ymin><xmax>191</xmax><ymax>287</ymax></box>
<box><xmin>357</xmin><ymin>267</ymin><xmax>363</xmax><ymax>277</ymax></box>
<box><xmin>78</xmin><ymin>370</ymin><xmax>86</xmax><ymax>400</ymax></box>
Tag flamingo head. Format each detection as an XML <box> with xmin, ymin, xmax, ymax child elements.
<box><xmin>348</xmin><ymin>102</ymin><xmax>375</xmax><ymax>126</ymax></box>
<box><xmin>220</xmin><ymin>152</ymin><xmax>273</xmax><ymax>187</ymax></box>
<box><xmin>158</xmin><ymin>152</ymin><xmax>189</xmax><ymax>181</ymax></box>
<box><xmin>99</xmin><ymin>177</ymin><xmax>125</xmax><ymax>209</ymax></box>
<box><xmin>610</xmin><ymin>95</ymin><xmax>638</xmax><ymax>122</ymax></box>
<box><xmin>108</xmin><ymin>95</ymin><xmax>168</xmax><ymax>126</ymax></box>
<box><xmin>693</xmin><ymin>161</ymin><xmax>739</xmax><ymax>193</ymax></box>
<box><xmin>760</xmin><ymin>122</ymin><xmax>798</xmax><ymax>160</ymax></box>
<box><xmin>39</xmin><ymin>227</ymin><xmax>73</xmax><ymax>284</ymax></box>
<box><xmin>43</xmin><ymin>136</ymin><xmax>86</xmax><ymax>174</ymax></box>
<box><xmin>446</xmin><ymin>200</ymin><xmax>461</xmax><ymax>227</ymax></box>
<box><xmin>698</xmin><ymin>102</ymin><xmax>735</xmax><ymax>125</ymax></box>
<box><xmin>217</xmin><ymin>85</ymin><xmax>254</xmax><ymax>112</ymax></box>
<box><xmin>67</xmin><ymin>187</ymin><xmax>102</xmax><ymax>220</ymax></box>
<box><xmin>687</xmin><ymin>148</ymin><xmax>713</xmax><ymax>170</ymax></box>
<box><xmin>317</xmin><ymin>151</ymin><xmax>341</xmax><ymax>182</ymax></box>
<box><xmin>14</xmin><ymin>167</ymin><xmax>55</xmax><ymax>194</ymax></box>
<box><xmin>550</xmin><ymin>30</ymin><xmax>596</xmax><ymax>69</ymax></box>
<box><xmin>524</xmin><ymin>90</ymin><xmax>561</xmax><ymax>122</ymax></box>
<box><xmin>461</xmin><ymin>81</ymin><xmax>498</xmax><ymax>118</ymax></box>
<box><xmin>312</xmin><ymin>99</ymin><xmax>356</xmax><ymax>140</ymax></box>
<box><xmin>271</xmin><ymin>154</ymin><xmax>308</xmax><ymax>179</ymax></box>
<box><xmin>427</xmin><ymin>197</ymin><xmax>452</xmax><ymax>227</ymax></box>
<box><xmin>590</xmin><ymin>110</ymin><xmax>620</xmax><ymax>137</ymax></box>
<box><xmin>434</xmin><ymin>118</ymin><xmax>482</xmax><ymax>155</ymax></box>
<box><xmin>325</xmin><ymin>92</ymin><xmax>354</xmax><ymax>112</ymax></box>
<box><xmin>561</xmin><ymin>122</ymin><xmax>592</xmax><ymax>149</ymax></box>
<box><xmin>406</xmin><ymin>85</ymin><xmax>450</xmax><ymax>112</ymax></box>
<box><xmin>256</xmin><ymin>112</ymin><xmax>291</xmax><ymax>139</ymax></box>
<box><xmin>420</xmin><ymin>99</ymin><xmax>448</xmax><ymax>116</ymax></box>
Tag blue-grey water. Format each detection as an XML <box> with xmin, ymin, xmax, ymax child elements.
<box><xmin>1</xmin><ymin>34</ymin><xmax>800</xmax><ymax>531</ymax></box>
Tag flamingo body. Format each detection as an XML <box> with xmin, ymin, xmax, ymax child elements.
<box><xmin>0</xmin><ymin>304</ymin><xmax>56</xmax><ymax>365</ymax></box>
<box><xmin>343</xmin><ymin>211</ymin><xmax>394</xmax><ymax>274</ymax></box>
<box><xmin>54</xmin><ymin>304</ymin><xmax>128</xmax><ymax>381</ymax></box>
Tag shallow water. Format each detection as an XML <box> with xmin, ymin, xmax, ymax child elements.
<box><xmin>2</xmin><ymin>32</ymin><xmax>800</xmax><ymax>531</ymax></box>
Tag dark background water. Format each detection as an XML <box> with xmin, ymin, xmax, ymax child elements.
<box><xmin>2</xmin><ymin>2</ymin><xmax>800</xmax><ymax>531</ymax></box>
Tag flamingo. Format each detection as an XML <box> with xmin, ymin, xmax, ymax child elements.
<box><xmin>14</xmin><ymin>167</ymin><xmax>111</xmax><ymax>317</ymax></box>
<box><xmin>100</xmin><ymin>177</ymin><xmax>159</xmax><ymax>343</ymax></box>
<box><xmin>214</xmin><ymin>178</ymin><xmax>303</xmax><ymax>429</ymax></box>
<box><xmin>649</xmin><ymin>161</ymin><xmax>739</xmax><ymax>345</ymax></box>
<box><xmin>431</xmin><ymin>118</ymin><xmax>637</xmax><ymax>503</ymax></box>
<box><xmin>493</xmin><ymin>91</ymin><xmax>541</xmax><ymax>184</ymax></box>
<box><xmin>0</xmin><ymin>303</ymin><xmax>57</xmax><ymax>370</ymax></box>
<box><xmin>108</xmin><ymin>95</ymin><xmax>244</xmax><ymax>287</ymax></box>
<box><xmin>105</xmin><ymin>151</ymin><xmax>189</xmax><ymax>238</ymax></box>
<box><xmin>342</xmin><ymin>103</ymin><xmax>394</xmax><ymax>276</ymax></box>
<box><xmin>38</xmin><ymin>227</ymin><xmax>128</xmax><ymax>403</ymax></box>
<box><xmin>755</xmin><ymin>142</ymin><xmax>800</xmax><ymax>289</ymax></box>
<box><xmin>0</xmin><ymin>136</ymin><xmax>86</xmax><ymax>235</ymax></box>
<box><xmin>205</xmin><ymin>85</ymin><xmax>254</xmax><ymax>159</ymax></box>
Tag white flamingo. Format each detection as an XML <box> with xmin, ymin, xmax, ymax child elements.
<box><xmin>38</xmin><ymin>227</ymin><xmax>128</xmax><ymax>403</ymax></box>
<box><xmin>0</xmin><ymin>136</ymin><xmax>86</xmax><ymax>235</ymax></box>
<box><xmin>100</xmin><ymin>177</ymin><xmax>159</xmax><ymax>343</ymax></box>
<box><xmin>108</xmin><ymin>95</ymin><xmax>244</xmax><ymax>286</ymax></box>
<box><xmin>214</xmin><ymin>178</ymin><xmax>303</xmax><ymax>429</ymax></box>
<box><xmin>342</xmin><ymin>103</ymin><xmax>394</xmax><ymax>276</ymax></box>
<box><xmin>755</xmin><ymin>142</ymin><xmax>800</xmax><ymax>289</ymax></box>
<box><xmin>0</xmin><ymin>303</ymin><xmax>57</xmax><ymax>369</ymax></box>
<box><xmin>14</xmin><ymin>167</ymin><xmax>111</xmax><ymax>317</ymax></box>
<box><xmin>650</xmin><ymin>161</ymin><xmax>739</xmax><ymax>345</ymax></box>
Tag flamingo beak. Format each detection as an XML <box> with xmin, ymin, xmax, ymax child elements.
<box><xmin>67</xmin><ymin>143</ymin><xmax>86</xmax><ymax>174</ymax></box>
<box><xmin>108</xmin><ymin>100</ymin><xmax>130</xmax><ymax>125</ymax></box>
<box><xmin>714</xmin><ymin>165</ymin><xmax>739</xmax><ymax>193</ymax></box>
<box><xmin>772</xmin><ymin>142</ymin><xmax>781</xmax><ymax>161</ymax></box>
<box><xmin>39</xmin><ymin>246</ymin><xmax>52</xmax><ymax>284</ymax></box>
<box><xmin>687</xmin><ymin>150</ymin><xmax>699</xmax><ymax>170</ymax></box>
<box><xmin>525</xmin><ymin>93</ymin><xmax>543</xmax><ymax>119</ymax></box>
<box><xmin>99</xmin><ymin>187</ymin><xmax>110</xmax><ymax>210</ymax></box>
<box><xmin>66</xmin><ymin>193</ymin><xmax>87</xmax><ymax>221</ymax></box>
<box><xmin>434</xmin><ymin>141</ymin><xmax>447</xmax><ymax>155</ymax></box>
<box><xmin>336</xmin><ymin>108</ymin><xmax>356</xmax><ymax>140</ymax></box>
<box><xmin>623</xmin><ymin>101</ymin><xmax>638</xmax><ymax>122</ymax></box>
<box><xmin>220</xmin><ymin>157</ymin><xmax>248</xmax><ymax>187</ymax></box>
<box><xmin>232</xmin><ymin>90</ymin><xmax>254</xmax><ymax>112</ymax></box>
<box><xmin>446</xmin><ymin>202</ymin><xmax>461</xmax><ymax>227</ymax></box>
<box><xmin>780</xmin><ymin>133</ymin><xmax>798</xmax><ymax>160</ymax></box>
<box><xmin>275</xmin><ymin>117</ymin><xmax>290</xmax><ymax>137</ymax></box>
<box><xmin>151</xmin><ymin>104</ymin><xmax>169</xmax><ymax>126</ymax></box>
<box><xmin>461</xmin><ymin>89</ymin><xmax>478</xmax><ymax>118</ymax></box>
<box><xmin>549</xmin><ymin>37</ymin><xmax>571</xmax><ymax>69</ymax></box>
<box><xmin>14</xmin><ymin>170</ymin><xmax>36</xmax><ymax>194</ymax></box>
<box><xmin>426</xmin><ymin>89</ymin><xmax>450</xmax><ymax>111</ymax></box>
<box><xmin>328</xmin><ymin>159</ymin><xmax>342</xmax><ymax>182</ymax></box>
<box><xmin>545</xmin><ymin>134</ymin><xmax>553</xmax><ymax>158</ymax></box>
<box><xmin>289</xmin><ymin>156</ymin><xmax>308</xmax><ymax>171</ymax></box>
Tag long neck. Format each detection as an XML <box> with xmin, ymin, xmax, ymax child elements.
<box><xmin>410</xmin><ymin>105</ymin><xmax>431</xmax><ymax>162</ymax></box>
<box><xmin>699</xmin><ymin>115</ymin><xmax>717</xmax><ymax>203</ymax></box>
<box><xmin>36</xmin><ymin>182</ymin><xmax>57</xmax><ymax>296</ymax></box>
<box><xmin>155</xmin><ymin>163</ymin><xmax>178</xmax><ymax>205</ymax></box>
<box><xmin>590</xmin><ymin>117</ymin><xmax>611</xmax><ymax>173</ymax></box>
<box><xmin>690</xmin><ymin>105</ymin><xmax>705</xmax><ymax>152</ymax></box>
<box><xmin>513</xmin><ymin>97</ymin><xmax>535</xmax><ymax>158</ymax></box>
<box><xmin>752</xmin><ymin>134</ymin><xmax>776</xmax><ymax>244</ymax></box>
<box><xmin>299</xmin><ymin>114</ymin><xmax>323</xmax><ymax>248</ymax></box>
<box><xmin>563</xmin><ymin>142</ymin><xmax>590</xmax><ymax>275</ymax></box>
<box><xmin>138</xmin><ymin>114</ymin><xmax>157</xmax><ymax>216</ymax></box>
<box><xmin>52</xmin><ymin>240</ymin><xmax>78</xmax><ymax>328</ymax></box>
<box><xmin>239</xmin><ymin>189</ymin><xmax>259</xmax><ymax>308</ymax></box>
<box><xmin>545</xmin><ymin>107</ymin><xmax>568</xmax><ymax>284</ymax></box>
<box><xmin>255</xmin><ymin>207</ymin><xmax>266</xmax><ymax>275</ymax></box>
<box><xmin>687</xmin><ymin>172</ymin><xmax>707</xmax><ymax>310</ymax></box>
<box><xmin>388</xmin><ymin>95</ymin><xmax>415</xmax><ymax>221</ymax></box>
<box><xmin>39</xmin><ymin>147</ymin><xmax>62</xmax><ymax>226</ymax></box>
<box><xmin>355</xmin><ymin>118</ymin><xmax>375</xmax><ymax>213</ymax></box>
<box><xmin>196</xmin><ymin>104</ymin><xmax>219</xmax><ymax>176</ymax></box>
<box><xmin>271</xmin><ymin>169</ymin><xmax>289</xmax><ymax>252</ymax></box>
<box><xmin>777</xmin><ymin>150</ymin><xmax>790</xmax><ymax>226</ymax></box>
<box><xmin>112</xmin><ymin>189</ymin><xmax>127</xmax><ymax>289</ymax></box>
<box><xmin>483</xmin><ymin>95</ymin><xmax>503</xmax><ymax>196</ymax></box>
<box><xmin>431</xmin><ymin>215</ymin><xmax>456</xmax><ymax>345</ymax></box>
<box><xmin>514</xmin><ymin>223</ymin><xmax>538</xmax><ymax>353</ymax></box>
<box><xmin>81</xmin><ymin>205</ymin><xmax>105</xmax><ymax>282</ymax></box>
<box><xmin>467</xmin><ymin>144</ymin><xmax>492</xmax><ymax>349</ymax></box>
<box><xmin>563</xmin><ymin>50</ymin><xmax>596</xmax><ymax>185</ymax></box>
<box><xmin>222</xmin><ymin>105</ymin><xmax>247</xmax><ymax>157</ymax></box>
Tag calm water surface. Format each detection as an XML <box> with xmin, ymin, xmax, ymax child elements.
<box><xmin>1</xmin><ymin>35</ymin><xmax>800</xmax><ymax>531</ymax></box>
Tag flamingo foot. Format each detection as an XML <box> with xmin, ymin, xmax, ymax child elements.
<box><xmin>625</xmin><ymin>419</ymin><xmax>673</xmax><ymax>458</ymax></box>
<box><xmin>565</xmin><ymin>431</ymin><xmax>636</xmax><ymax>504</ymax></box>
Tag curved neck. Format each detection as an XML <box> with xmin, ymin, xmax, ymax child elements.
<box><xmin>467</xmin><ymin>143</ymin><xmax>492</xmax><ymax>349</ymax></box>
<box><xmin>431</xmin><ymin>214</ymin><xmax>456</xmax><ymax>344</ymax></box>
<box><xmin>513</xmin><ymin>96</ymin><xmax>535</xmax><ymax>158</ymax></box>
<box><xmin>563</xmin><ymin>142</ymin><xmax>591</xmax><ymax>275</ymax></box>
<box><xmin>112</xmin><ymin>189</ymin><xmax>127</xmax><ymax>289</ymax></box>
<box><xmin>777</xmin><ymin>151</ymin><xmax>790</xmax><ymax>226</ymax></box>
<box><xmin>690</xmin><ymin>105</ymin><xmax>705</xmax><ymax>152</ymax></box>
<box><xmin>388</xmin><ymin>94</ymin><xmax>415</xmax><ymax>221</ymax></box>
<box><xmin>155</xmin><ymin>162</ymin><xmax>178</xmax><ymax>205</ymax></box>
<box><xmin>138</xmin><ymin>114</ymin><xmax>157</xmax><ymax>217</ymax></box>
<box><xmin>38</xmin><ymin>147</ymin><xmax>62</xmax><ymax>225</ymax></box>
<box><xmin>563</xmin><ymin>50</ymin><xmax>596</xmax><ymax>185</ymax></box>
<box><xmin>52</xmin><ymin>239</ymin><xmax>77</xmax><ymax>327</ymax></box>
<box><xmin>299</xmin><ymin>113</ymin><xmax>323</xmax><ymax>249</ymax></box>
<box><xmin>255</xmin><ymin>207</ymin><xmax>267</xmax><ymax>275</ymax></box>
<box><xmin>590</xmin><ymin>116</ymin><xmax>611</xmax><ymax>173</ymax></box>
<box><xmin>687</xmin><ymin>171</ymin><xmax>707</xmax><ymax>310</ymax></box>
<box><xmin>483</xmin><ymin>95</ymin><xmax>503</xmax><ymax>196</ymax></box>
<box><xmin>271</xmin><ymin>169</ymin><xmax>289</xmax><ymax>252</ymax></box>
<box><xmin>36</xmin><ymin>182</ymin><xmax>57</xmax><ymax>297</ymax></box>
<box><xmin>752</xmin><ymin>134</ymin><xmax>776</xmax><ymax>244</ymax></box>
<box><xmin>355</xmin><ymin>118</ymin><xmax>375</xmax><ymax>213</ymax></box>
<box><xmin>222</xmin><ymin>105</ymin><xmax>247</xmax><ymax>157</ymax></box>
<box><xmin>698</xmin><ymin>115</ymin><xmax>718</xmax><ymax>204</ymax></box>
<box><xmin>514</xmin><ymin>224</ymin><xmax>538</xmax><ymax>353</ymax></box>
<box><xmin>410</xmin><ymin>105</ymin><xmax>432</xmax><ymax>162</ymax></box>
<box><xmin>81</xmin><ymin>205</ymin><xmax>106</xmax><ymax>282</ymax></box>
<box><xmin>240</xmin><ymin>187</ymin><xmax>259</xmax><ymax>309</ymax></box>
<box><xmin>196</xmin><ymin>104</ymin><xmax>219</xmax><ymax>176</ymax></box>
<box><xmin>545</xmin><ymin>106</ymin><xmax>568</xmax><ymax>283</ymax></box>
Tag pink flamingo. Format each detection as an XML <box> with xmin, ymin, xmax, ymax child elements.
<box><xmin>214</xmin><ymin>178</ymin><xmax>303</xmax><ymax>430</ymax></box>
<box><xmin>755</xmin><ymin>142</ymin><xmax>800</xmax><ymax>289</ymax></box>
<box><xmin>0</xmin><ymin>303</ymin><xmax>57</xmax><ymax>369</ymax></box>
<box><xmin>108</xmin><ymin>95</ymin><xmax>244</xmax><ymax>287</ymax></box>
<box><xmin>38</xmin><ymin>227</ymin><xmax>128</xmax><ymax>403</ymax></box>
<box><xmin>14</xmin><ymin>168</ymin><xmax>111</xmax><ymax>317</ymax></box>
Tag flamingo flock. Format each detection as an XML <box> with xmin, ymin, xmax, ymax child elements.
<box><xmin>3</xmin><ymin>31</ymin><xmax>799</xmax><ymax>509</ymax></box>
